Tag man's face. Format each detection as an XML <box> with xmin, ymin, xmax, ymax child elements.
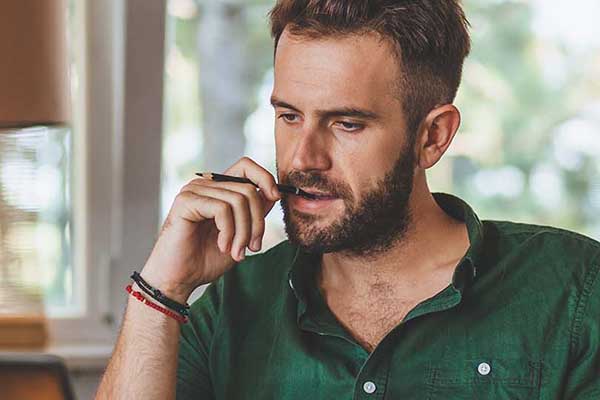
<box><xmin>272</xmin><ymin>29</ymin><xmax>417</xmax><ymax>256</ymax></box>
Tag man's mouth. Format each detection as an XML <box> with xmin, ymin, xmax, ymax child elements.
<box><xmin>301</xmin><ymin>189</ymin><xmax>338</xmax><ymax>200</ymax></box>
<box><xmin>288</xmin><ymin>187</ymin><xmax>342</xmax><ymax>213</ymax></box>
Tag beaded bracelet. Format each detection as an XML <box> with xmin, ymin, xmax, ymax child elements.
<box><xmin>126</xmin><ymin>284</ymin><xmax>188</xmax><ymax>324</ymax></box>
<box><xmin>130</xmin><ymin>271</ymin><xmax>190</xmax><ymax>317</ymax></box>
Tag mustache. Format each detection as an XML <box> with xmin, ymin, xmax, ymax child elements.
<box><xmin>281</xmin><ymin>171</ymin><xmax>352</xmax><ymax>199</ymax></box>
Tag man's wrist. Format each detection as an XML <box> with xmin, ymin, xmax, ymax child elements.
<box><xmin>137</xmin><ymin>271</ymin><xmax>193</xmax><ymax>304</ymax></box>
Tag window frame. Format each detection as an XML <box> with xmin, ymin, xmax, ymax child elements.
<box><xmin>46</xmin><ymin>0</ymin><xmax>166</xmax><ymax>355</ymax></box>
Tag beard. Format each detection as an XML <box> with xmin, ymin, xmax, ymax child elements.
<box><xmin>279</xmin><ymin>141</ymin><xmax>416</xmax><ymax>259</ymax></box>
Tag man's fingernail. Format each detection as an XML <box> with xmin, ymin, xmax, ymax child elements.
<box><xmin>272</xmin><ymin>187</ymin><xmax>280</xmax><ymax>199</ymax></box>
<box><xmin>238</xmin><ymin>248</ymin><xmax>246</xmax><ymax>260</ymax></box>
<box><xmin>251</xmin><ymin>238</ymin><xmax>261</xmax><ymax>251</ymax></box>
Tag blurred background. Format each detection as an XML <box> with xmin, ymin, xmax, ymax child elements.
<box><xmin>0</xmin><ymin>0</ymin><xmax>599</xmax><ymax>398</ymax></box>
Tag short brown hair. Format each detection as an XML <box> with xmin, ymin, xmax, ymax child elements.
<box><xmin>269</xmin><ymin>0</ymin><xmax>471</xmax><ymax>137</ymax></box>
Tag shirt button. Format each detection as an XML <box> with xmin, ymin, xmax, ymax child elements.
<box><xmin>363</xmin><ymin>381</ymin><xmax>376</xmax><ymax>394</ymax></box>
<box><xmin>477</xmin><ymin>362</ymin><xmax>491</xmax><ymax>376</ymax></box>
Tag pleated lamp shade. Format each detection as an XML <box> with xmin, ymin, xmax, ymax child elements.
<box><xmin>0</xmin><ymin>0</ymin><xmax>70</xmax><ymax>128</ymax></box>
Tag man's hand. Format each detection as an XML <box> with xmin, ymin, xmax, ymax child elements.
<box><xmin>140</xmin><ymin>157</ymin><xmax>281</xmax><ymax>302</ymax></box>
<box><xmin>96</xmin><ymin>157</ymin><xmax>280</xmax><ymax>400</ymax></box>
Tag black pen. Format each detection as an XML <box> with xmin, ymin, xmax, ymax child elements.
<box><xmin>195</xmin><ymin>172</ymin><xmax>318</xmax><ymax>200</ymax></box>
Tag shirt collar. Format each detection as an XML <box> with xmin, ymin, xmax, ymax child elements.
<box><xmin>287</xmin><ymin>192</ymin><xmax>484</xmax><ymax>320</ymax></box>
<box><xmin>432</xmin><ymin>192</ymin><xmax>484</xmax><ymax>285</ymax></box>
<box><xmin>287</xmin><ymin>247</ymin><xmax>318</xmax><ymax>325</ymax></box>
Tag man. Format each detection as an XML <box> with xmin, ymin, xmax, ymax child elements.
<box><xmin>97</xmin><ymin>1</ymin><xmax>600</xmax><ymax>399</ymax></box>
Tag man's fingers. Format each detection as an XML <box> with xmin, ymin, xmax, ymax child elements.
<box><xmin>173</xmin><ymin>158</ymin><xmax>278</xmax><ymax>259</ymax></box>
<box><xmin>224</xmin><ymin>157</ymin><xmax>281</xmax><ymax>202</ymax></box>
<box><xmin>225</xmin><ymin>182</ymin><xmax>265</xmax><ymax>252</ymax></box>
<box><xmin>179</xmin><ymin>185</ymin><xmax>252</xmax><ymax>261</ymax></box>
<box><xmin>258</xmin><ymin>189</ymin><xmax>277</xmax><ymax>216</ymax></box>
<box><xmin>183</xmin><ymin>179</ymin><xmax>268</xmax><ymax>252</ymax></box>
<box><xmin>174</xmin><ymin>191</ymin><xmax>235</xmax><ymax>255</ymax></box>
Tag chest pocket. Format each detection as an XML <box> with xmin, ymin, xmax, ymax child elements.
<box><xmin>426</xmin><ymin>358</ymin><xmax>542</xmax><ymax>400</ymax></box>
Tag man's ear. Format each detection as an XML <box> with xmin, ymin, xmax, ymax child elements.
<box><xmin>415</xmin><ymin>104</ymin><xmax>461</xmax><ymax>169</ymax></box>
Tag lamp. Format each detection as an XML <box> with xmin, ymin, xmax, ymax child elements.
<box><xmin>0</xmin><ymin>0</ymin><xmax>70</xmax><ymax>348</ymax></box>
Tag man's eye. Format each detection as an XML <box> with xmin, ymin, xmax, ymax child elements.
<box><xmin>336</xmin><ymin>121</ymin><xmax>364</xmax><ymax>132</ymax></box>
<box><xmin>278</xmin><ymin>114</ymin><xmax>299</xmax><ymax>123</ymax></box>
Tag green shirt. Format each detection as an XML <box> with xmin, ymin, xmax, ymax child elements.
<box><xmin>176</xmin><ymin>193</ymin><xmax>600</xmax><ymax>399</ymax></box>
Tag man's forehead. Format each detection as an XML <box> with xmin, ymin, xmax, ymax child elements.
<box><xmin>273</xmin><ymin>29</ymin><xmax>401</xmax><ymax>110</ymax></box>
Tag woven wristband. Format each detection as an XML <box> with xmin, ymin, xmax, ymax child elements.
<box><xmin>130</xmin><ymin>271</ymin><xmax>190</xmax><ymax>317</ymax></box>
<box><xmin>126</xmin><ymin>284</ymin><xmax>188</xmax><ymax>324</ymax></box>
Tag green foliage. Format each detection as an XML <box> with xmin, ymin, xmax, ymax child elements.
<box><xmin>447</xmin><ymin>0</ymin><xmax>600</xmax><ymax>237</ymax></box>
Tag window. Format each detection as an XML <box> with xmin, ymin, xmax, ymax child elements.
<box><xmin>10</xmin><ymin>0</ymin><xmax>169</xmax><ymax>352</ymax></box>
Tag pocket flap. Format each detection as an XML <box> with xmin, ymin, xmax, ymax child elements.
<box><xmin>428</xmin><ymin>358</ymin><xmax>542</xmax><ymax>387</ymax></box>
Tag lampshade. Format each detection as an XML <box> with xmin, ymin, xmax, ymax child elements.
<box><xmin>0</xmin><ymin>0</ymin><xmax>70</xmax><ymax>128</ymax></box>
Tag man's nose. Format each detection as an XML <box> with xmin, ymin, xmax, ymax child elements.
<box><xmin>290</xmin><ymin>125</ymin><xmax>332</xmax><ymax>172</ymax></box>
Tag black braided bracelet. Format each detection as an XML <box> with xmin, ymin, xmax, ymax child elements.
<box><xmin>130</xmin><ymin>272</ymin><xmax>190</xmax><ymax>317</ymax></box>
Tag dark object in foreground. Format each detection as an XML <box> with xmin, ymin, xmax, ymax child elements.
<box><xmin>0</xmin><ymin>353</ymin><xmax>75</xmax><ymax>400</ymax></box>
<box><xmin>196</xmin><ymin>172</ymin><xmax>319</xmax><ymax>200</ymax></box>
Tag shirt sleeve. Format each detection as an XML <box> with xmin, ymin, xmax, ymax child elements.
<box><xmin>176</xmin><ymin>279</ymin><xmax>222</xmax><ymax>400</ymax></box>
<box><xmin>563</xmin><ymin>262</ymin><xmax>600</xmax><ymax>399</ymax></box>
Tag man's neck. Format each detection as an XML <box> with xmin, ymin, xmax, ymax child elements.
<box><xmin>319</xmin><ymin>186</ymin><xmax>469</xmax><ymax>298</ymax></box>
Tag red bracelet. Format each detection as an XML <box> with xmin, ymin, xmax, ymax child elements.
<box><xmin>126</xmin><ymin>284</ymin><xmax>188</xmax><ymax>324</ymax></box>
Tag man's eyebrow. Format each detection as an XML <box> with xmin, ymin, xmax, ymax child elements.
<box><xmin>270</xmin><ymin>96</ymin><xmax>380</xmax><ymax>120</ymax></box>
<box><xmin>270</xmin><ymin>97</ymin><xmax>301</xmax><ymax>112</ymax></box>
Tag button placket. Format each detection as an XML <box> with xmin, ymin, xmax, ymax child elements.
<box><xmin>353</xmin><ymin>322</ymin><xmax>393</xmax><ymax>399</ymax></box>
